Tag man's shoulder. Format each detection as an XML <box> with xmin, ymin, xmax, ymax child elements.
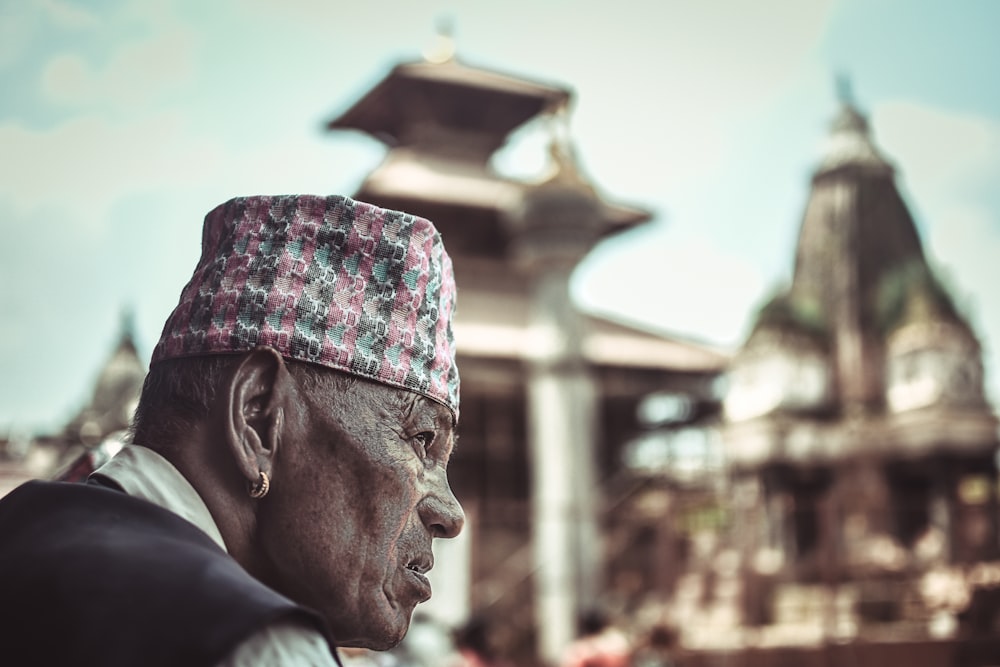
<box><xmin>2</xmin><ymin>477</ymin><xmax>183</xmax><ymax>516</ymax></box>
<box><xmin>0</xmin><ymin>480</ymin><xmax>333</xmax><ymax>667</ymax></box>
<box><xmin>0</xmin><ymin>479</ymin><xmax>275</xmax><ymax>607</ymax></box>
<box><xmin>0</xmin><ymin>478</ymin><xmax>220</xmax><ymax>555</ymax></box>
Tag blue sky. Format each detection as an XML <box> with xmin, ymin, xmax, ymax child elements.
<box><xmin>1</xmin><ymin>0</ymin><xmax>999</xmax><ymax>432</ymax></box>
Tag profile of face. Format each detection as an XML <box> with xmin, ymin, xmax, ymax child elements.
<box><xmin>256</xmin><ymin>372</ymin><xmax>464</xmax><ymax>649</ymax></box>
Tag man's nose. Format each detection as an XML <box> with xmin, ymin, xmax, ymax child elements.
<box><xmin>420</xmin><ymin>471</ymin><xmax>465</xmax><ymax>539</ymax></box>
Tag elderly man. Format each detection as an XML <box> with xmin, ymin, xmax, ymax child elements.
<box><xmin>0</xmin><ymin>195</ymin><xmax>464</xmax><ymax>666</ymax></box>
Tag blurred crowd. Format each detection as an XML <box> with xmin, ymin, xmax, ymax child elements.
<box><xmin>341</xmin><ymin>610</ymin><xmax>681</xmax><ymax>667</ymax></box>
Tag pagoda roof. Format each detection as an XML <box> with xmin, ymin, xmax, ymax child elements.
<box><xmin>455</xmin><ymin>313</ymin><xmax>728</xmax><ymax>373</ymax></box>
<box><xmin>353</xmin><ymin>148</ymin><xmax>650</xmax><ymax>242</ymax></box>
<box><xmin>326</xmin><ymin>57</ymin><xmax>572</xmax><ymax>149</ymax></box>
<box><xmin>354</xmin><ymin>148</ymin><xmax>522</xmax><ymax>213</ymax></box>
<box><xmin>452</xmin><ymin>285</ymin><xmax>728</xmax><ymax>373</ymax></box>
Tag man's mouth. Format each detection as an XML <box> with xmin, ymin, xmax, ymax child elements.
<box><xmin>405</xmin><ymin>554</ymin><xmax>433</xmax><ymax>576</ymax></box>
<box><xmin>404</xmin><ymin>555</ymin><xmax>433</xmax><ymax>601</ymax></box>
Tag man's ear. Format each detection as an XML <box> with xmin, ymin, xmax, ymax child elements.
<box><xmin>222</xmin><ymin>346</ymin><xmax>290</xmax><ymax>486</ymax></box>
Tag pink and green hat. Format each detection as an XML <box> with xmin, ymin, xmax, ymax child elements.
<box><xmin>152</xmin><ymin>195</ymin><xmax>460</xmax><ymax>420</ymax></box>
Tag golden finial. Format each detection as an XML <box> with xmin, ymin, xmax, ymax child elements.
<box><xmin>542</xmin><ymin>100</ymin><xmax>585</xmax><ymax>185</ymax></box>
<box><xmin>423</xmin><ymin>16</ymin><xmax>456</xmax><ymax>64</ymax></box>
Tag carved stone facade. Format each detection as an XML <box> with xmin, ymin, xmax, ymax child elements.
<box><xmin>712</xmin><ymin>96</ymin><xmax>1000</xmax><ymax>656</ymax></box>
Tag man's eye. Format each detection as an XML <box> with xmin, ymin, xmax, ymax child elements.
<box><xmin>412</xmin><ymin>432</ymin><xmax>435</xmax><ymax>457</ymax></box>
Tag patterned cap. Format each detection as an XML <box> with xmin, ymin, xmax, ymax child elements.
<box><xmin>152</xmin><ymin>195</ymin><xmax>460</xmax><ymax>420</ymax></box>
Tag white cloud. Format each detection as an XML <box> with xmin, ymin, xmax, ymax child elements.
<box><xmin>575</xmin><ymin>229</ymin><xmax>766</xmax><ymax>347</ymax></box>
<box><xmin>0</xmin><ymin>4</ymin><xmax>36</xmax><ymax>69</ymax></box>
<box><xmin>40</xmin><ymin>53</ymin><xmax>93</xmax><ymax>105</ymax></box>
<box><xmin>556</xmin><ymin>1</ymin><xmax>836</xmax><ymax>206</ymax></box>
<box><xmin>0</xmin><ymin>112</ymin><xmax>223</xmax><ymax>229</ymax></box>
<box><xmin>0</xmin><ymin>0</ymin><xmax>98</xmax><ymax>70</ymax></box>
<box><xmin>37</xmin><ymin>0</ymin><xmax>99</xmax><ymax>29</ymax></box>
<box><xmin>40</xmin><ymin>26</ymin><xmax>196</xmax><ymax>112</ymax></box>
<box><xmin>876</xmin><ymin>102</ymin><xmax>1000</xmax><ymax>195</ymax></box>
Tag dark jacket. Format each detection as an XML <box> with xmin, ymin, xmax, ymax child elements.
<box><xmin>0</xmin><ymin>480</ymin><xmax>333</xmax><ymax>667</ymax></box>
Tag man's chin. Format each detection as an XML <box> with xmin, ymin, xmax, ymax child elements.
<box><xmin>359</xmin><ymin>631</ymin><xmax>405</xmax><ymax>652</ymax></box>
<box><xmin>335</xmin><ymin>603</ymin><xmax>413</xmax><ymax>650</ymax></box>
<box><xmin>346</xmin><ymin>626</ymin><xmax>409</xmax><ymax>651</ymax></box>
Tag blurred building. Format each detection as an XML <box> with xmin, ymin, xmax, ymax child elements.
<box><xmin>324</xmin><ymin>46</ymin><xmax>727</xmax><ymax>664</ymax></box>
<box><xmin>665</xmin><ymin>91</ymin><xmax>1000</xmax><ymax>665</ymax></box>
<box><xmin>0</xmin><ymin>313</ymin><xmax>142</xmax><ymax>493</ymax></box>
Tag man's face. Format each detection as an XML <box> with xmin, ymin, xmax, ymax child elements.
<box><xmin>258</xmin><ymin>373</ymin><xmax>463</xmax><ymax>649</ymax></box>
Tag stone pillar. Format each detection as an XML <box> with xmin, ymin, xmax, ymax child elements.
<box><xmin>510</xmin><ymin>177</ymin><xmax>605</xmax><ymax>664</ymax></box>
<box><xmin>528</xmin><ymin>270</ymin><xmax>601</xmax><ymax>656</ymax></box>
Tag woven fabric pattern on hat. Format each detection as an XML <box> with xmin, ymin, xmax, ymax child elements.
<box><xmin>152</xmin><ymin>195</ymin><xmax>459</xmax><ymax>419</ymax></box>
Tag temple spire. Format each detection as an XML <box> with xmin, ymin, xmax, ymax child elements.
<box><xmin>815</xmin><ymin>79</ymin><xmax>892</xmax><ymax>176</ymax></box>
<box><xmin>835</xmin><ymin>72</ymin><xmax>854</xmax><ymax>107</ymax></box>
<box><xmin>117</xmin><ymin>305</ymin><xmax>138</xmax><ymax>352</ymax></box>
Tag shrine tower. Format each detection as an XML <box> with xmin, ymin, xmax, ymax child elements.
<box><xmin>326</xmin><ymin>42</ymin><xmax>726</xmax><ymax>663</ymax></box>
<box><xmin>720</xmin><ymin>89</ymin><xmax>1000</xmax><ymax>647</ymax></box>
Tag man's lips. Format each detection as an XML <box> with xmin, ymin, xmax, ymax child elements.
<box><xmin>404</xmin><ymin>554</ymin><xmax>433</xmax><ymax>602</ymax></box>
<box><xmin>405</xmin><ymin>551</ymin><xmax>433</xmax><ymax>575</ymax></box>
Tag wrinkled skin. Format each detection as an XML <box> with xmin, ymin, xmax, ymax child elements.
<box><xmin>255</xmin><ymin>375</ymin><xmax>464</xmax><ymax>649</ymax></box>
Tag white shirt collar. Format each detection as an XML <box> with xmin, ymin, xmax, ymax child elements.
<box><xmin>92</xmin><ymin>444</ymin><xmax>228</xmax><ymax>552</ymax></box>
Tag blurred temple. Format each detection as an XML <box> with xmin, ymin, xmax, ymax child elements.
<box><xmin>5</xmin><ymin>43</ymin><xmax>999</xmax><ymax>667</ymax></box>
<box><xmin>324</xmin><ymin>48</ymin><xmax>1000</xmax><ymax>665</ymax></box>
<box><xmin>0</xmin><ymin>312</ymin><xmax>142</xmax><ymax>494</ymax></box>
<box><xmin>324</xmin><ymin>49</ymin><xmax>727</xmax><ymax>665</ymax></box>
<box><xmin>661</xmin><ymin>93</ymin><xmax>1000</xmax><ymax>665</ymax></box>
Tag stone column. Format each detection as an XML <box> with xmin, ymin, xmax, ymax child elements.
<box><xmin>510</xmin><ymin>178</ymin><xmax>605</xmax><ymax>664</ymax></box>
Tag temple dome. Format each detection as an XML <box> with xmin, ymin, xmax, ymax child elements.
<box><xmin>883</xmin><ymin>266</ymin><xmax>986</xmax><ymax>412</ymax></box>
<box><xmin>724</xmin><ymin>294</ymin><xmax>833</xmax><ymax>421</ymax></box>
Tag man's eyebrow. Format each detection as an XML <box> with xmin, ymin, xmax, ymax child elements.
<box><xmin>397</xmin><ymin>389</ymin><xmax>421</xmax><ymax>419</ymax></box>
<box><xmin>399</xmin><ymin>393</ymin><xmax>456</xmax><ymax>436</ymax></box>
